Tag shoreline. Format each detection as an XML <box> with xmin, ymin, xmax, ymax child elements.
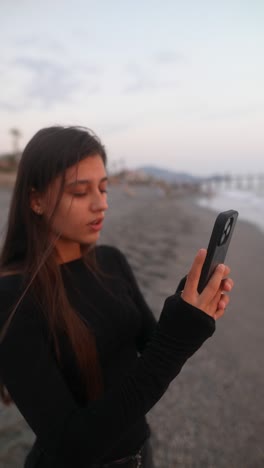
<box><xmin>196</xmin><ymin>188</ymin><xmax>264</xmax><ymax>235</ymax></box>
<box><xmin>0</xmin><ymin>186</ymin><xmax>264</xmax><ymax>467</ymax></box>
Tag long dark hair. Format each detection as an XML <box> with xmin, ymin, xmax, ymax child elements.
<box><xmin>0</xmin><ymin>125</ymin><xmax>107</xmax><ymax>404</ymax></box>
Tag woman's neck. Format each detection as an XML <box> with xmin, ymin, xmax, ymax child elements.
<box><xmin>54</xmin><ymin>240</ymin><xmax>82</xmax><ymax>265</ymax></box>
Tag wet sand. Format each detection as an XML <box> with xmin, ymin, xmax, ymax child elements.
<box><xmin>0</xmin><ymin>185</ymin><xmax>264</xmax><ymax>467</ymax></box>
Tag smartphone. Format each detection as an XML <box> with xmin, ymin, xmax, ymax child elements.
<box><xmin>197</xmin><ymin>209</ymin><xmax>238</xmax><ymax>293</ymax></box>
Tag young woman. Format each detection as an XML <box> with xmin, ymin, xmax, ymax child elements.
<box><xmin>0</xmin><ymin>126</ymin><xmax>233</xmax><ymax>468</ymax></box>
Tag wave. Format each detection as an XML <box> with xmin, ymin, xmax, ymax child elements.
<box><xmin>196</xmin><ymin>188</ymin><xmax>264</xmax><ymax>233</ymax></box>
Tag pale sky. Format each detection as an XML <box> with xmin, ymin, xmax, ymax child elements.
<box><xmin>0</xmin><ymin>0</ymin><xmax>263</xmax><ymax>175</ymax></box>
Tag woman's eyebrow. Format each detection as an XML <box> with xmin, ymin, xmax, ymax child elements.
<box><xmin>66</xmin><ymin>176</ymin><xmax>108</xmax><ymax>187</ymax></box>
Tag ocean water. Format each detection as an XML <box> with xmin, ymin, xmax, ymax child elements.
<box><xmin>196</xmin><ymin>188</ymin><xmax>264</xmax><ymax>234</ymax></box>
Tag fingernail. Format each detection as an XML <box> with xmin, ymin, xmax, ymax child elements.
<box><xmin>217</xmin><ymin>264</ymin><xmax>225</xmax><ymax>272</ymax></box>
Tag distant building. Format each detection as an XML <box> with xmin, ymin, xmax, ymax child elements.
<box><xmin>0</xmin><ymin>153</ymin><xmax>19</xmax><ymax>171</ymax></box>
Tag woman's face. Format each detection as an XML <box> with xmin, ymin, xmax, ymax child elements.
<box><xmin>34</xmin><ymin>154</ymin><xmax>109</xmax><ymax>262</ymax></box>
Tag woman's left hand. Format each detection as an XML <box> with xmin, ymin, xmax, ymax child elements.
<box><xmin>181</xmin><ymin>249</ymin><xmax>234</xmax><ymax>320</ymax></box>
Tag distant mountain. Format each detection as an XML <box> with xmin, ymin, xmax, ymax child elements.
<box><xmin>137</xmin><ymin>165</ymin><xmax>201</xmax><ymax>183</ymax></box>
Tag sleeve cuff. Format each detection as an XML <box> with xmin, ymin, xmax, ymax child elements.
<box><xmin>158</xmin><ymin>293</ymin><xmax>216</xmax><ymax>342</ymax></box>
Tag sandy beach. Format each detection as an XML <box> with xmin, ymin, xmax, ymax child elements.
<box><xmin>0</xmin><ymin>184</ymin><xmax>264</xmax><ymax>468</ymax></box>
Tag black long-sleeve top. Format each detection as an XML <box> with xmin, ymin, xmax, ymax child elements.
<box><xmin>0</xmin><ymin>246</ymin><xmax>215</xmax><ymax>467</ymax></box>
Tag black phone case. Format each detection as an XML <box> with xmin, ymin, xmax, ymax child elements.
<box><xmin>197</xmin><ymin>209</ymin><xmax>238</xmax><ymax>293</ymax></box>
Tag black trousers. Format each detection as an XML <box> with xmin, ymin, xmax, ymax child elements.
<box><xmin>96</xmin><ymin>439</ymin><xmax>154</xmax><ymax>468</ymax></box>
<box><xmin>139</xmin><ymin>438</ymin><xmax>155</xmax><ymax>468</ymax></box>
<box><xmin>24</xmin><ymin>438</ymin><xmax>154</xmax><ymax>468</ymax></box>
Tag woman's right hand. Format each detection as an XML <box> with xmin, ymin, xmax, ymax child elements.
<box><xmin>181</xmin><ymin>249</ymin><xmax>234</xmax><ymax>320</ymax></box>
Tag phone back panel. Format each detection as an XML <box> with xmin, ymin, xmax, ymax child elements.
<box><xmin>198</xmin><ymin>210</ymin><xmax>238</xmax><ymax>293</ymax></box>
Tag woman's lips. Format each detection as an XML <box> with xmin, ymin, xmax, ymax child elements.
<box><xmin>88</xmin><ymin>217</ymin><xmax>104</xmax><ymax>232</ymax></box>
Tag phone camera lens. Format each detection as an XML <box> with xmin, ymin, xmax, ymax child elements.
<box><xmin>220</xmin><ymin>233</ymin><xmax>226</xmax><ymax>245</ymax></box>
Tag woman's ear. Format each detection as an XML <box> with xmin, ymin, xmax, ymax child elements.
<box><xmin>29</xmin><ymin>188</ymin><xmax>44</xmax><ymax>215</ymax></box>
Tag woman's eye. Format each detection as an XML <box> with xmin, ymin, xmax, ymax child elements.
<box><xmin>72</xmin><ymin>188</ymin><xmax>107</xmax><ymax>197</ymax></box>
<box><xmin>73</xmin><ymin>193</ymin><xmax>86</xmax><ymax>197</ymax></box>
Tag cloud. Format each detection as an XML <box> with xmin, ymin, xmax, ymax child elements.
<box><xmin>155</xmin><ymin>50</ymin><xmax>186</xmax><ymax>64</ymax></box>
<box><xmin>14</xmin><ymin>36</ymin><xmax>103</xmax><ymax>75</ymax></box>
<box><xmin>124</xmin><ymin>76</ymin><xmax>179</xmax><ymax>94</ymax></box>
<box><xmin>122</xmin><ymin>52</ymin><xmax>184</xmax><ymax>94</ymax></box>
<box><xmin>13</xmin><ymin>57</ymin><xmax>79</xmax><ymax>107</ymax></box>
<box><xmin>0</xmin><ymin>55</ymin><xmax>103</xmax><ymax>111</ymax></box>
<box><xmin>124</xmin><ymin>77</ymin><xmax>160</xmax><ymax>94</ymax></box>
<box><xmin>0</xmin><ymin>101</ymin><xmax>25</xmax><ymax>112</ymax></box>
<box><xmin>15</xmin><ymin>36</ymin><xmax>65</xmax><ymax>53</ymax></box>
<box><xmin>123</xmin><ymin>61</ymin><xmax>179</xmax><ymax>94</ymax></box>
<box><xmin>98</xmin><ymin>122</ymin><xmax>132</xmax><ymax>135</ymax></box>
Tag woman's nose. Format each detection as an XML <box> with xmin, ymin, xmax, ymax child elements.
<box><xmin>90</xmin><ymin>192</ymin><xmax>108</xmax><ymax>212</ymax></box>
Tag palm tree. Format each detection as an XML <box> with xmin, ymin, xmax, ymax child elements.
<box><xmin>9</xmin><ymin>128</ymin><xmax>22</xmax><ymax>160</ymax></box>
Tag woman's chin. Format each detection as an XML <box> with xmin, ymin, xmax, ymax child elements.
<box><xmin>83</xmin><ymin>231</ymin><xmax>101</xmax><ymax>243</ymax></box>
